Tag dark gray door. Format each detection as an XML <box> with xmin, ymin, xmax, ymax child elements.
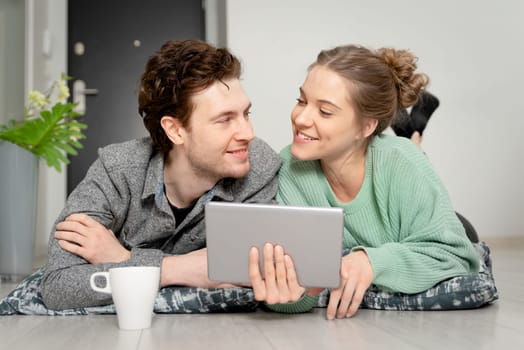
<box><xmin>67</xmin><ymin>0</ymin><xmax>205</xmax><ymax>194</ymax></box>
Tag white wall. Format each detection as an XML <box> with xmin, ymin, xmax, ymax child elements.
<box><xmin>25</xmin><ymin>0</ymin><xmax>68</xmax><ymax>266</ymax></box>
<box><xmin>0</xmin><ymin>0</ymin><xmax>25</xmax><ymax>124</ymax></box>
<box><xmin>227</xmin><ymin>0</ymin><xmax>524</xmax><ymax>238</ymax></box>
<box><xmin>22</xmin><ymin>0</ymin><xmax>524</xmax><ymax>242</ymax></box>
<box><xmin>0</xmin><ymin>0</ymin><xmax>56</xmax><ymax>267</ymax></box>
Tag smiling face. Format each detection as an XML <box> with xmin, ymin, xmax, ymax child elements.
<box><xmin>290</xmin><ymin>65</ymin><xmax>376</xmax><ymax>164</ymax></box>
<box><xmin>164</xmin><ymin>78</ymin><xmax>254</xmax><ymax>182</ymax></box>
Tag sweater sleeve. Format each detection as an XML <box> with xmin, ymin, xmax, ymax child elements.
<box><xmin>263</xmin><ymin>294</ymin><xmax>320</xmax><ymax>314</ymax></box>
<box><xmin>360</xmin><ymin>145</ymin><xmax>480</xmax><ymax>293</ymax></box>
<box><xmin>41</xmin><ymin>158</ymin><xmax>164</xmax><ymax>310</ymax></box>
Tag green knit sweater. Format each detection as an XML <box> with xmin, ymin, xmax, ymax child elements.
<box><xmin>269</xmin><ymin>134</ymin><xmax>480</xmax><ymax>313</ymax></box>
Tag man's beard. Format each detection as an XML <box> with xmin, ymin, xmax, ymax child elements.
<box><xmin>186</xmin><ymin>147</ymin><xmax>250</xmax><ymax>183</ymax></box>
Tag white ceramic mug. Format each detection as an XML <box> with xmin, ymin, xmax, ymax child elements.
<box><xmin>90</xmin><ymin>266</ymin><xmax>160</xmax><ymax>330</ymax></box>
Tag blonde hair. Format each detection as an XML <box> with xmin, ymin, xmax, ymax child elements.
<box><xmin>310</xmin><ymin>45</ymin><xmax>429</xmax><ymax>135</ymax></box>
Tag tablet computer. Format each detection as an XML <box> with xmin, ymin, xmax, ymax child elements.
<box><xmin>205</xmin><ymin>201</ymin><xmax>344</xmax><ymax>288</ymax></box>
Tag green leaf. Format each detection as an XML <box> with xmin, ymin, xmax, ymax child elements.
<box><xmin>0</xmin><ymin>101</ymin><xmax>87</xmax><ymax>172</ymax></box>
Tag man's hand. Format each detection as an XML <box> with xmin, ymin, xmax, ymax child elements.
<box><xmin>54</xmin><ymin>213</ymin><xmax>131</xmax><ymax>264</ymax></box>
<box><xmin>160</xmin><ymin>248</ymin><xmax>237</xmax><ymax>289</ymax></box>
<box><xmin>326</xmin><ymin>250</ymin><xmax>374</xmax><ymax>320</ymax></box>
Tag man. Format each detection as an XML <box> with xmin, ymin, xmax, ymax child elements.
<box><xmin>41</xmin><ymin>40</ymin><xmax>281</xmax><ymax>310</ymax></box>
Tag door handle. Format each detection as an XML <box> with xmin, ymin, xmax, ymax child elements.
<box><xmin>73</xmin><ymin>80</ymin><xmax>99</xmax><ymax>116</ymax></box>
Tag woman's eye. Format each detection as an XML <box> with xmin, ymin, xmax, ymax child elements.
<box><xmin>320</xmin><ymin>109</ymin><xmax>333</xmax><ymax>116</ymax></box>
<box><xmin>296</xmin><ymin>98</ymin><xmax>306</xmax><ymax>105</ymax></box>
<box><xmin>217</xmin><ymin>117</ymin><xmax>230</xmax><ymax>123</ymax></box>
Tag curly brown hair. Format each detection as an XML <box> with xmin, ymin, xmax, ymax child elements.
<box><xmin>311</xmin><ymin>45</ymin><xmax>429</xmax><ymax>135</ymax></box>
<box><xmin>138</xmin><ymin>39</ymin><xmax>242</xmax><ymax>153</ymax></box>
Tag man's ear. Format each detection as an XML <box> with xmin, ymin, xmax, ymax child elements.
<box><xmin>160</xmin><ymin>116</ymin><xmax>185</xmax><ymax>145</ymax></box>
<box><xmin>363</xmin><ymin>118</ymin><xmax>379</xmax><ymax>138</ymax></box>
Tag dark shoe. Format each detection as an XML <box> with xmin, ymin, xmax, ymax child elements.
<box><xmin>410</xmin><ymin>91</ymin><xmax>439</xmax><ymax>136</ymax></box>
<box><xmin>456</xmin><ymin>212</ymin><xmax>479</xmax><ymax>243</ymax></box>
<box><xmin>391</xmin><ymin>108</ymin><xmax>412</xmax><ymax>138</ymax></box>
<box><xmin>391</xmin><ymin>91</ymin><xmax>439</xmax><ymax>138</ymax></box>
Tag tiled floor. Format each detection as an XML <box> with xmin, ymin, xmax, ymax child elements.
<box><xmin>0</xmin><ymin>236</ymin><xmax>523</xmax><ymax>350</ymax></box>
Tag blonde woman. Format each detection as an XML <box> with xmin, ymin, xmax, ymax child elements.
<box><xmin>249</xmin><ymin>44</ymin><xmax>480</xmax><ymax>319</ymax></box>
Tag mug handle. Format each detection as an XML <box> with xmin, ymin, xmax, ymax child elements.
<box><xmin>90</xmin><ymin>272</ymin><xmax>111</xmax><ymax>294</ymax></box>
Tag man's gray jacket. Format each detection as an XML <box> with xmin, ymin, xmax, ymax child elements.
<box><xmin>41</xmin><ymin>137</ymin><xmax>280</xmax><ymax>310</ymax></box>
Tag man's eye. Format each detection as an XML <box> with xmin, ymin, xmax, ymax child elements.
<box><xmin>217</xmin><ymin>117</ymin><xmax>231</xmax><ymax>123</ymax></box>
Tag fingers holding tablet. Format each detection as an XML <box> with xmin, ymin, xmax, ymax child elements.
<box><xmin>249</xmin><ymin>243</ymin><xmax>306</xmax><ymax>304</ymax></box>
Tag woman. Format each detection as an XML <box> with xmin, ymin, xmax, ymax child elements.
<box><xmin>248</xmin><ymin>44</ymin><xmax>480</xmax><ymax>320</ymax></box>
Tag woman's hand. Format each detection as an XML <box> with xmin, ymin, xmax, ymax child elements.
<box><xmin>54</xmin><ymin>213</ymin><xmax>130</xmax><ymax>264</ymax></box>
<box><xmin>249</xmin><ymin>243</ymin><xmax>308</xmax><ymax>304</ymax></box>
<box><xmin>326</xmin><ymin>250</ymin><xmax>374</xmax><ymax>320</ymax></box>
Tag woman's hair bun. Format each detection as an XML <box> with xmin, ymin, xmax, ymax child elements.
<box><xmin>377</xmin><ymin>48</ymin><xmax>429</xmax><ymax>109</ymax></box>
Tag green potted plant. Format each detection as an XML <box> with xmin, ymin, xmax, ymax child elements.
<box><xmin>0</xmin><ymin>74</ymin><xmax>87</xmax><ymax>171</ymax></box>
<box><xmin>0</xmin><ymin>74</ymin><xmax>87</xmax><ymax>280</ymax></box>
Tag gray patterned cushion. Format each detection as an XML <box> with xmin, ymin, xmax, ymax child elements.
<box><xmin>317</xmin><ymin>241</ymin><xmax>498</xmax><ymax>310</ymax></box>
<box><xmin>0</xmin><ymin>242</ymin><xmax>497</xmax><ymax>315</ymax></box>
<box><xmin>0</xmin><ymin>271</ymin><xmax>258</xmax><ymax>315</ymax></box>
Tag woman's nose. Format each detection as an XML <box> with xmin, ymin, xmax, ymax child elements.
<box><xmin>293</xmin><ymin>107</ymin><xmax>313</xmax><ymax>127</ymax></box>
